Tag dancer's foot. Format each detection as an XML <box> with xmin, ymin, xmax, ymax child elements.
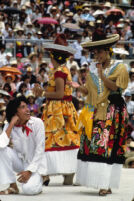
<box><xmin>99</xmin><ymin>189</ymin><xmax>108</xmax><ymax>196</ymax></box>
<box><xmin>63</xmin><ymin>173</ymin><xmax>74</xmax><ymax>185</ymax></box>
<box><xmin>0</xmin><ymin>183</ymin><xmax>19</xmax><ymax>195</ymax></box>
<box><xmin>42</xmin><ymin>176</ymin><xmax>50</xmax><ymax>186</ymax></box>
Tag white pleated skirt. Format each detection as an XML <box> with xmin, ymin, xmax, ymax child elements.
<box><xmin>39</xmin><ymin>149</ymin><xmax>79</xmax><ymax>175</ymax></box>
<box><xmin>76</xmin><ymin>159</ymin><xmax>122</xmax><ymax>189</ymax></box>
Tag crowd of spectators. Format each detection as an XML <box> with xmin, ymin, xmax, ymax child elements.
<box><xmin>0</xmin><ymin>0</ymin><xmax>134</xmax><ymax>170</ymax></box>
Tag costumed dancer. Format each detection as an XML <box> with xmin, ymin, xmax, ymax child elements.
<box><xmin>73</xmin><ymin>30</ymin><xmax>129</xmax><ymax>196</ymax></box>
<box><xmin>41</xmin><ymin>34</ymin><xmax>80</xmax><ymax>185</ymax></box>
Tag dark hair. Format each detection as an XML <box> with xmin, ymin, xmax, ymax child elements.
<box><xmin>18</xmin><ymin>83</ymin><xmax>27</xmax><ymax>93</ymax></box>
<box><xmin>3</xmin><ymin>83</ymin><xmax>11</xmax><ymax>92</ymax></box>
<box><xmin>52</xmin><ymin>51</ymin><xmax>69</xmax><ymax>64</ymax></box>
<box><xmin>129</xmin><ymin>72</ymin><xmax>134</xmax><ymax>79</ymax></box>
<box><xmin>6</xmin><ymin>96</ymin><xmax>28</xmax><ymax>123</ymax></box>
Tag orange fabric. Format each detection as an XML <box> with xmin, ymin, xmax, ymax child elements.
<box><xmin>42</xmin><ymin>66</ymin><xmax>80</xmax><ymax>150</ymax></box>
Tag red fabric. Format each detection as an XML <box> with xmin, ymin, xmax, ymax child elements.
<box><xmin>15</xmin><ymin>125</ymin><xmax>32</xmax><ymax>136</ymax></box>
<box><xmin>54</xmin><ymin>71</ymin><xmax>67</xmax><ymax>80</ymax></box>
<box><xmin>47</xmin><ymin>95</ymin><xmax>72</xmax><ymax>101</ymax></box>
<box><xmin>45</xmin><ymin>145</ymin><xmax>79</xmax><ymax>152</ymax></box>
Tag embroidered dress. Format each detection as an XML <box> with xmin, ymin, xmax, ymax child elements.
<box><xmin>76</xmin><ymin>61</ymin><xmax>129</xmax><ymax>189</ymax></box>
<box><xmin>42</xmin><ymin>65</ymin><xmax>80</xmax><ymax>175</ymax></box>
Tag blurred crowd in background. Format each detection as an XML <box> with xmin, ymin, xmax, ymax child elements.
<box><xmin>0</xmin><ymin>0</ymin><xmax>134</xmax><ymax>169</ymax></box>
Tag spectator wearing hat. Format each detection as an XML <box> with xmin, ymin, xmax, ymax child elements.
<box><xmin>22</xmin><ymin>66</ymin><xmax>36</xmax><ymax>85</ymax></box>
<box><xmin>3</xmin><ymin>74</ymin><xmax>16</xmax><ymax>95</ymax></box>
<box><xmin>66</xmin><ymin>12</ymin><xmax>75</xmax><ymax>23</ymax></box>
<box><xmin>26</xmin><ymin>91</ymin><xmax>39</xmax><ymax>117</ymax></box>
<box><xmin>25</xmin><ymin>22</ymin><xmax>35</xmax><ymax>36</ymax></box>
<box><xmin>78</xmin><ymin>62</ymin><xmax>88</xmax><ymax>85</ymax></box>
<box><xmin>4</xmin><ymin>52</ymin><xmax>12</xmax><ymax>66</ymax></box>
<box><xmin>28</xmin><ymin>52</ymin><xmax>38</xmax><ymax>74</ymax></box>
<box><xmin>24</xmin><ymin>40</ymin><xmax>34</xmax><ymax>58</ymax></box>
<box><xmin>50</xmin><ymin>6</ymin><xmax>60</xmax><ymax>21</ymax></box>
<box><xmin>10</xmin><ymin>59</ymin><xmax>17</xmax><ymax>68</ymax></box>
<box><xmin>66</xmin><ymin>55</ymin><xmax>79</xmax><ymax>70</ymax></box>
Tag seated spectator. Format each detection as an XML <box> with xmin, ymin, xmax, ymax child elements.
<box><xmin>16</xmin><ymin>53</ymin><xmax>24</xmax><ymax>72</ymax></box>
<box><xmin>124</xmin><ymin>91</ymin><xmax>134</xmax><ymax>125</ymax></box>
<box><xmin>3</xmin><ymin>73</ymin><xmax>16</xmax><ymax>94</ymax></box>
<box><xmin>28</xmin><ymin>52</ymin><xmax>38</xmax><ymax>74</ymax></box>
<box><xmin>3</xmin><ymin>82</ymin><xmax>13</xmax><ymax>98</ymax></box>
<box><xmin>66</xmin><ymin>55</ymin><xmax>79</xmax><ymax>70</ymax></box>
<box><xmin>78</xmin><ymin>64</ymin><xmax>87</xmax><ymax>85</ymax></box>
<box><xmin>26</xmin><ymin>91</ymin><xmax>39</xmax><ymax>117</ymax></box>
<box><xmin>4</xmin><ymin>52</ymin><xmax>12</xmax><ymax>66</ymax></box>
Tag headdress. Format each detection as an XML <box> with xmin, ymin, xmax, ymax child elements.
<box><xmin>81</xmin><ymin>29</ymin><xmax>119</xmax><ymax>50</ymax></box>
<box><xmin>43</xmin><ymin>33</ymin><xmax>76</xmax><ymax>55</ymax></box>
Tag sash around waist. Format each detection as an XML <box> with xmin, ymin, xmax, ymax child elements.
<box><xmin>47</xmin><ymin>95</ymin><xmax>72</xmax><ymax>101</ymax></box>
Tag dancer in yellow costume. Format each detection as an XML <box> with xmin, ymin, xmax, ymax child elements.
<box><xmin>72</xmin><ymin>30</ymin><xmax>129</xmax><ymax>196</ymax></box>
<box><xmin>41</xmin><ymin>34</ymin><xmax>80</xmax><ymax>185</ymax></box>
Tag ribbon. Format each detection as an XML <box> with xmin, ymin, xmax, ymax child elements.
<box><xmin>15</xmin><ymin>125</ymin><xmax>32</xmax><ymax>136</ymax></box>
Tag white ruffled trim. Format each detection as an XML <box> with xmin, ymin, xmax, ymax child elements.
<box><xmin>76</xmin><ymin>160</ymin><xmax>122</xmax><ymax>189</ymax></box>
<box><xmin>39</xmin><ymin>149</ymin><xmax>79</xmax><ymax>175</ymax></box>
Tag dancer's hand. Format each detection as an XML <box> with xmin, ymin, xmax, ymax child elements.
<box><xmin>96</xmin><ymin>63</ymin><xmax>103</xmax><ymax>78</ymax></box>
<box><xmin>17</xmin><ymin>171</ymin><xmax>32</xmax><ymax>183</ymax></box>
<box><xmin>66</xmin><ymin>81</ymin><xmax>80</xmax><ymax>88</ymax></box>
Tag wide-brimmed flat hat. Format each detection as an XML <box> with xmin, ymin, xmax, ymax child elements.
<box><xmin>28</xmin><ymin>52</ymin><xmax>37</xmax><ymax>60</ymax></box>
<box><xmin>4</xmin><ymin>73</ymin><xmax>15</xmax><ymax>81</ymax></box>
<box><xmin>43</xmin><ymin>33</ymin><xmax>76</xmax><ymax>55</ymax></box>
<box><xmin>81</xmin><ymin>29</ymin><xmax>119</xmax><ymax>50</ymax></box>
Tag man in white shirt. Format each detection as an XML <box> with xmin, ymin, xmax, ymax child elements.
<box><xmin>0</xmin><ymin>96</ymin><xmax>45</xmax><ymax>195</ymax></box>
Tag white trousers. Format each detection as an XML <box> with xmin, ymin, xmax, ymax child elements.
<box><xmin>0</xmin><ymin>147</ymin><xmax>43</xmax><ymax>195</ymax></box>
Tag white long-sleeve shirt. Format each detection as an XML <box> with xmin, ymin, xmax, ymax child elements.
<box><xmin>0</xmin><ymin>116</ymin><xmax>45</xmax><ymax>173</ymax></box>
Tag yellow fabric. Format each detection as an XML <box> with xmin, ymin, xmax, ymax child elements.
<box><xmin>85</xmin><ymin>63</ymin><xmax>129</xmax><ymax>120</ymax></box>
<box><xmin>76</xmin><ymin>105</ymin><xmax>94</xmax><ymax>141</ymax></box>
<box><xmin>42</xmin><ymin>66</ymin><xmax>80</xmax><ymax>150</ymax></box>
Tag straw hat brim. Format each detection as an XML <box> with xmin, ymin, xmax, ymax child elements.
<box><xmin>43</xmin><ymin>43</ymin><xmax>76</xmax><ymax>55</ymax></box>
<box><xmin>125</xmin><ymin>156</ymin><xmax>134</xmax><ymax>167</ymax></box>
<box><xmin>81</xmin><ymin>34</ymin><xmax>119</xmax><ymax>49</ymax></box>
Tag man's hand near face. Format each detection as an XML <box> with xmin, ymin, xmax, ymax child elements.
<box><xmin>17</xmin><ymin>171</ymin><xmax>32</xmax><ymax>183</ymax></box>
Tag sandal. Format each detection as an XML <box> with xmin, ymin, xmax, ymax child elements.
<box><xmin>99</xmin><ymin>189</ymin><xmax>108</xmax><ymax>196</ymax></box>
<box><xmin>107</xmin><ymin>188</ymin><xmax>112</xmax><ymax>194</ymax></box>
<box><xmin>0</xmin><ymin>187</ymin><xmax>19</xmax><ymax>195</ymax></box>
<box><xmin>43</xmin><ymin>176</ymin><xmax>50</xmax><ymax>186</ymax></box>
